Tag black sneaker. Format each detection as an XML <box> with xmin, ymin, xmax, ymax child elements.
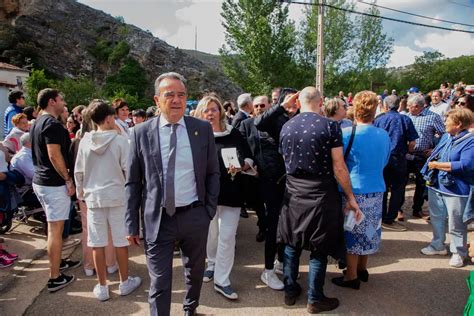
<box><xmin>48</xmin><ymin>273</ymin><xmax>75</xmax><ymax>292</ymax></box>
<box><xmin>60</xmin><ymin>259</ymin><xmax>82</xmax><ymax>271</ymax></box>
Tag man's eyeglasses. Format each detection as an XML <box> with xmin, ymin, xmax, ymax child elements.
<box><xmin>163</xmin><ymin>92</ymin><xmax>187</xmax><ymax>99</ymax></box>
<box><xmin>254</xmin><ymin>103</ymin><xmax>266</xmax><ymax>109</ymax></box>
<box><xmin>456</xmin><ymin>101</ymin><xmax>466</xmax><ymax>106</ymax></box>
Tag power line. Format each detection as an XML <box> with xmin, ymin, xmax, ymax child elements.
<box><xmin>281</xmin><ymin>0</ymin><xmax>474</xmax><ymax>34</ymax></box>
<box><xmin>447</xmin><ymin>0</ymin><xmax>474</xmax><ymax>9</ymax></box>
<box><xmin>357</xmin><ymin>0</ymin><xmax>474</xmax><ymax>28</ymax></box>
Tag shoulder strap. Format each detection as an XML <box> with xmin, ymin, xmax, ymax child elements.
<box><xmin>344</xmin><ymin>124</ymin><xmax>357</xmax><ymax>160</ymax></box>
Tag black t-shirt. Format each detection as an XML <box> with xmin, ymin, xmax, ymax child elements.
<box><xmin>31</xmin><ymin>114</ymin><xmax>71</xmax><ymax>186</ymax></box>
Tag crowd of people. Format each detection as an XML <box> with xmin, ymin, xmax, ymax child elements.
<box><xmin>0</xmin><ymin>75</ymin><xmax>473</xmax><ymax>315</ymax></box>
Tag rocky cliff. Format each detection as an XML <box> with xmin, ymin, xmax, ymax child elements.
<box><xmin>0</xmin><ymin>0</ymin><xmax>241</xmax><ymax>100</ymax></box>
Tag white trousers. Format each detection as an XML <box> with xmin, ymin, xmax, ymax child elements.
<box><xmin>206</xmin><ymin>205</ymin><xmax>240</xmax><ymax>287</ymax></box>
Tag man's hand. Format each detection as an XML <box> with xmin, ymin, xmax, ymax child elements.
<box><xmin>66</xmin><ymin>180</ymin><xmax>75</xmax><ymax>196</ymax></box>
<box><xmin>281</xmin><ymin>92</ymin><xmax>299</xmax><ymax>112</ymax></box>
<box><xmin>344</xmin><ymin>197</ymin><xmax>363</xmax><ymax>222</ymax></box>
<box><xmin>428</xmin><ymin>161</ymin><xmax>438</xmax><ymax>170</ymax></box>
<box><xmin>423</xmin><ymin>149</ymin><xmax>433</xmax><ymax>158</ymax></box>
<box><xmin>127</xmin><ymin>235</ymin><xmax>141</xmax><ymax>246</ymax></box>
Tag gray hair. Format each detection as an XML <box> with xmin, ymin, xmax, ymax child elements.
<box><xmin>407</xmin><ymin>93</ymin><xmax>425</xmax><ymax>107</ymax></box>
<box><xmin>384</xmin><ymin>95</ymin><xmax>400</xmax><ymax>110</ymax></box>
<box><xmin>154</xmin><ymin>72</ymin><xmax>187</xmax><ymax>95</ymax></box>
<box><xmin>20</xmin><ymin>133</ymin><xmax>31</xmax><ymax>147</ymax></box>
<box><xmin>237</xmin><ymin>93</ymin><xmax>252</xmax><ymax>109</ymax></box>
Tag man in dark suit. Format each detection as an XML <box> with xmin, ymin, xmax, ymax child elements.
<box><xmin>125</xmin><ymin>72</ymin><xmax>220</xmax><ymax>316</ymax></box>
<box><xmin>232</xmin><ymin>93</ymin><xmax>255</xmax><ymax>218</ymax></box>
<box><xmin>239</xmin><ymin>95</ymin><xmax>286</xmax><ymax>290</ymax></box>
<box><xmin>231</xmin><ymin>93</ymin><xmax>253</xmax><ymax>130</ymax></box>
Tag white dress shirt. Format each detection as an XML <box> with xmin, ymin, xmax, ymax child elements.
<box><xmin>429</xmin><ymin>102</ymin><xmax>450</xmax><ymax>118</ymax></box>
<box><xmin>11</xmin><ymin>147</ymin><xmax>34</xmax><ymax>184</ymax></box>
<box><xmin>159</xmin><ymin>115</ymin><xmax>198</xmax><ymax>207</ymax></box>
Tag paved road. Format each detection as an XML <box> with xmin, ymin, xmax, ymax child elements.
<box><xmin>1</xmin><ymin>187</ymin><xmax>471</xmax><ymax>315</ymax></box>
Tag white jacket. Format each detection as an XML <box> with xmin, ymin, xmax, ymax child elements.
<box><xmin>74</xmin><ymin>130</ymin><xmax>129</xmax><ymax>208</ymax></box>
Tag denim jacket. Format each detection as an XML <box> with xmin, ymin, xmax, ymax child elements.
<box><xmin>421</xmin><ymin>131</ymin><xmax>474</xmax><ymax>196</ymax></box>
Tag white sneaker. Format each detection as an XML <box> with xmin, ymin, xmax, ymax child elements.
<box><xmin>93</xmin><ymin>284</ymin><xmax>109</xmax><ymax>301</ymax></box>
<box><xmin>273</xmin><ymin>260</ymin><xmax>300</xmax><ymax>279</ymax></box>
<box><xmin>84</xmin><ymin>268</ymin><xmax>95</xmax><ymax>277</ymax></box>
<box><xmin>274</xmin><ymin>260</ymin><xmax>283</xmax><ymax>275</ymax></box>
<box><xmin>107</xmin><ymin>264</ymin><xmax>118</xmax><ymax>274</ymax></box>
<box><xmin>449</xmin><ymin>254</ymin><xmax>465</xmax><ymax>268</ymax></box>
<box><xmin>119</xmin><ymin>276</ymin><xmax>142</xmax><ymax>296</ymax></box>
<box><xmin>420</xmin><ymin>245</ymin><xmax>448</xmax><ymax>256</ymax></box>
<box><xmin>260</xmin><ymin>269</ymin><xmax>284</xmax><ymax>290</ymax></box>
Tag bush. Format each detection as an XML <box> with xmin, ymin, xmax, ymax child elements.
<box><xmin>103</xmin><ymin>58</ymin><xmax>147</xmax><ymax>99</ymax></box>
<box><xmin>108</xmin><ymin>40</ymin><xmax>130</xmax><ymax>65</ymax></box>
<box><xmin>89</xmin><ymin>39</ymin><xmax>113</xmax><ymax>61</ymax></box>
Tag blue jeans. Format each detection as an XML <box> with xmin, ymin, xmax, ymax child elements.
<box><xmin>283</xmin><ymin>245</ymin><xmax>327</xmax><ymax>303</ymax></box>
<box><xmin>428</xmin><ymin>188</ymin><xmax>468</xmax><ymax>257</ymax></box>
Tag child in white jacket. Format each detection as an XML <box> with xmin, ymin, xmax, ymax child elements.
<box><xmin>74</xmin><ymin>100</ymin><xmax>141</xmax><ymax>301</ymax></box>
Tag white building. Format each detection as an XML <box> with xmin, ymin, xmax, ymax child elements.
<box><xmin>0</xmin><ymin>62</ymin><xmax>29</xmax><ymax>139</ymax></box>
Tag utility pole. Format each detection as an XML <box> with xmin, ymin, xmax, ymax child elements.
<box><xmin>194</xmin><ymin>26</ymin><xmax>197</xmax><ymax>51</ymax></box>
<box><xmin>316</xmin><ymin>0</ymin><xmax>324</xmax><ymax>96</ymax></box>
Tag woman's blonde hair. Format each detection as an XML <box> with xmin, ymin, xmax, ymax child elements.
<box><xmin>447</xmin><ymin>108</ymin><xmax>474</xmax><ymax>130</ymax></box>
<box><xmin>323</xmin><ymin>98</ymin><xmax>345</xmax><ymax>118</ymax></box>
<box><xmin>194</xmin><ymin>96</ymin><xmax>226</xmax><ymax>131</ymax></box>
<box><xmin>353</xmin><ymin>90</ymin><xmax>377</xmax><ymax>123</ymax></box>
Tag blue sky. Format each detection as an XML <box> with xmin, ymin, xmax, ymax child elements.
<box><xmin>79</xmin><ymin>0</ymin><xmax>474</xmax><ymax>67</ymax></box>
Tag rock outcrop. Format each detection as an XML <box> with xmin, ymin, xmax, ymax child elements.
<box><xmin>0</xmin><ymin>0</ymin><xmax>241</xmax><ymax>100</ymax></box>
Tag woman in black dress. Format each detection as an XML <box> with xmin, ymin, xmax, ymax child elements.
<box><xmin>193</xmin><ymin>96</ymin><xmax>252</xmax><ymax>300</ymax></box>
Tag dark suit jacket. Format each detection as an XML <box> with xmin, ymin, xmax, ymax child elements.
<box><xmin>231</xmin><ymin>110</ymin><xmax>249</xmax><ymax>130</ymax></box>
<box><xmin>239</xmin><ymin>117</ymin><xmax>285</xmax><ymax>181</ymax></box>
<box><xmin>125</xmin><ymin>115</ymin><xmax>220</xmax><ymax>242</ymax></box>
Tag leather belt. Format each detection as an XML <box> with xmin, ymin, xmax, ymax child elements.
<box><xmin>163</xmin><ymin>201</ymin><xmax>202</xmax><ymax>213</ymax></box>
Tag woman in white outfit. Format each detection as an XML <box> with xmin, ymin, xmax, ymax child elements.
<box><xmin>193</xmin><ymin>96</ymin><xmax>252</xmax><ymax>300</ymax></box>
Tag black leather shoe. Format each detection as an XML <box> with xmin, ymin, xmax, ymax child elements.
<box><xmin>331</xmin><ymin>276</ymin><xmax>360</xmax><ymax>289</ymax></box>
<box><xmin>343</xmin><ymin>269</ymin><xmax>369</xmax><ymax>282</ymax></box>
<box><xmin>307</xmin><ymin>296</ymin><xmax>340</xmax><ymax>314</ymax></box>
<box><xmin>284</xmin><ymin>285</ymin><xmax>301</xmax><ymax>306</ymax></box>
<box><xmin>256</xmin><ymin>230</ymin><xmax>265</xmax><ymax>242</ymax></box>
<box><xmin>240</xmin><ymin>207</ymin><xmax>249</xmax><ymax>218</ymax></box>
<box><xmin>184</xmin><ymin>309</ymin><xmax>195</xmax><ymax>316</ymax></box>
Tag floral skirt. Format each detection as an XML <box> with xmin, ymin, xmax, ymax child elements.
<box><xmin>342</xmin><ymin>192</ymin><xmax>383</xmax><ymax>255</ymax></box>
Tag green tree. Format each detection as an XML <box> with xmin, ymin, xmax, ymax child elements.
<box><xmin>56</xmin><ymin>76</ymin><xmax>100</xmax><ymax>107</ymax></box>
<box><xmin>220</xmin><ymin>0</ymin><xmax>297</xmax><ymax>94</ymax></box>
<box><xmin>298</xmin><ymin>0</ymin><xmax>355</xmax><ymax>90</ymax></box>
<box><xmin>24</xmin><ymin>69</ymin><xmax>54</xmax><ymax>105</ymax></box>
<box><xmin>297</xmin><ymin>1</ymin><xmax>393</xmax><ymax>96</ymax></box>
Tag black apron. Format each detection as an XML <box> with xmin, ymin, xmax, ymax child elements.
<box><xmin>277</xmin><ymin>174</ymin><xmax>345</xmax><ymax>259</ymax></box>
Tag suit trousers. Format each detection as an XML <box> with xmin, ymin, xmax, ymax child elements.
<box><xmin>206</xmin><ymin>205</ymin><xmax>241</xmax><ymax>287</ymax></box>
<box><xmin>260</xmin><ymin>177</ymin><xmax>285</xmax><ymax>269</ymax></box>
<box><xmin>144</xmin><ymin>206</ymin><xmax>210</xmax><ymax>316</ymax></box>
<box><xmin>382</xmin><ymin>155</ymin><xmax>407</xmax><ymax>223</ymax></box>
